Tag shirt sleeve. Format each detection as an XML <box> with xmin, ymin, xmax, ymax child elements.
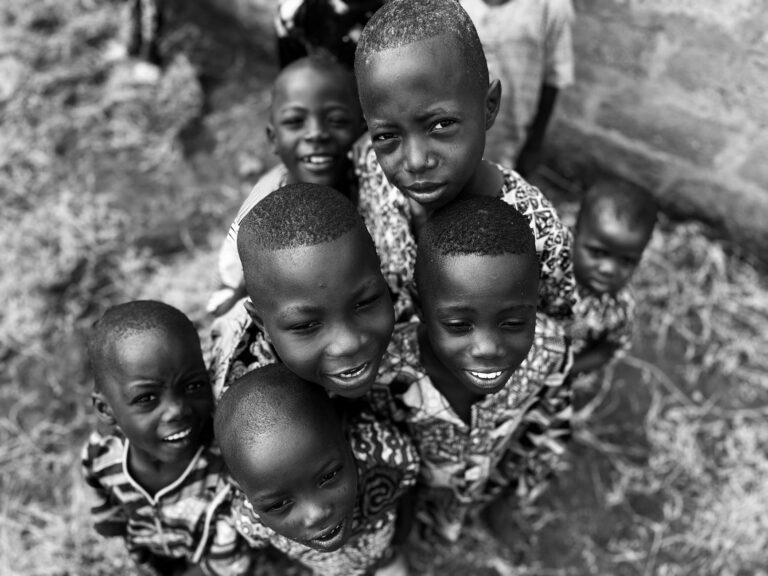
<box><xmin>501</xmin><ymin>173</ymin><xmax>579</xmax><ymax>320</ymax></box>
<box><xmin>498</xmin><ymin>318</ymin><xmax>573</xmax><ymax>503</ymax></box>
<box><xmin>80</xmin><ymin>434</ymin><xmax>129</xmax><ymax>538</ymax></box>
<box><xmin>200</xmin><ymin>503</ymin><xmax>254</xmax><ymax>576</ymax></box>
<box><xmin>543</xmin><ymin>0</ymin><xmax>575</xmax><ymax>88</ymax></box>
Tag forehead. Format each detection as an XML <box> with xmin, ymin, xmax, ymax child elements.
<box><xmin>248</xmin><ymin>228</ymin><xmax>382</xmax><ymax>300</ymax></box>
<box><xmin>581</xmin><ymin>210</ymin><xmax>651</xmax><ymax>255</ymax></box>
<box><xmin>273</xmin><ymin>65</ymin><xmax>357</xmax><ymax>107</ymax></box>
<box><xmin>359</xmin><ymin>34</ymin><xmax>476</xmax><ymax>104</ymax></box>
<box><xmin>420</xmin><ymin>252</ymin><xmax>539</xmax><ymax>302</ymax></box>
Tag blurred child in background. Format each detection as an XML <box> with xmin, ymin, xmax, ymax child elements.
<box><xmin>275</xmin><ymin>0</ymin><xmax>386</xmax><ymax>69</ymax></box>
<box><xmin>208</xmin><ymin>184</ymin><xmax>395</xmax><ymax>401</ymax></box>
<box><xmin>207</xmin><ymin>55</ymin><xmax>365</xmax><ymax>317</ymax></box>
<box><xmin>215</xmin><ymin>364</ymin><xmax>419</xmax><ymax>575</ymax></box>
<box><xmin>460</xmin><ymin>0</ymin><xmax>574</xmax><ymax>175</ymax></box>
<box><xmin>371</xmin><ymin>197</ymin><xmax>572</xmax><ymax>571</ymax></box>
<box><xmin>353</xmin><ymin>0</ymin><xmax>578</xmax><ymax>324</ymax></box>
<box><xmin>569</xmin><ymin>179</ymin><xmax>658</xmax><ymax>376</ymax></box>
<box><xmin>82</xmin><ymin>301</ymin><xmax>251</xmax><ymax>576</ymax></box>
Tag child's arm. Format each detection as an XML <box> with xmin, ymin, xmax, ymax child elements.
<box><xmin>80</xmin><ymin>434</ymin><xmax>129</xmax><ymax>538</ymax></box>
<box><xmin>515</xmin><ymin>84</ymin><xmax>559</xmax><ymax>177</ymax></box>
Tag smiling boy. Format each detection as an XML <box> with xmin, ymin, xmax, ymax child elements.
<box><xmin>208</xmin><ymin>183</ymin><xmax>395</xmax><ymax>400</ymax></box>
<box><xmin>215</xmin><ymin>364</ymin><xmax>419</xmax><ymax>575</ymax></box>
<box><xmin>82</xmin><ymin>300</ymin><xmax>250</xmax><ymax>576</ymax></box>
<box><xmin>209</xmin><ymin>54</ymin><xmax>365</xmax><ymax>316</ymax></box>
<box><xmin>370</xmin><ymin>197</ymin><xmax>571</xmax><ymax>569</ymax></box>
<box><xmin>351</xmin><ymin>0</ymin><xmax>578</xmax><ymax>322</ymax></box>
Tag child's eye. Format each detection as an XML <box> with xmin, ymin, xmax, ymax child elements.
<box><xmin>319</xmin><ymin>467</ymin><xmax>340</xmax><ymax>486</ymax></box>
<box><xmin>442</xmin><ymin>320</ymin><xmax>472</xmax><ymax>333</ymax></box>
<box><xmin>501</xmin><ymin>318</ymin><xmax>529</xmax><ymax>331</ymax></box>
<box><xmin>588</xmin><ymin>247</ymin><xmax>609</xmax><ymax>259</ymax></box>
<box><xmin>280</xmin><ymin>116</ymin><xmax>304</xmax><ymax>128</ymax></box>
<box><xmin>288</xmin><ymin>321</ymin><xmax>321</xmax><ymax>333</ymax></box>
<box><xmin>431</xmin><ymin>119</ymin><xmax>456</xmax><ymax>132</ymax></box>
<box><xmin>355</xmin><ymin>293</ymin><xmax>380</xmax><ymax>311</ymax></box>
<box><xmin>131</xmin><ymin>393</ymin><xmax>157</xmax><ymax>406</ymax></box>
<box><xmin>185</xmin><ymin>380</ymin><xmax>209</xmax><ymax>393</ymax></box>
<box><xmin>372</xmin><ymin>131</ymin><xmax>398</xmax><ymax>143</ymax></box>
<box><xmin>264</xmin><ymin>498</ymin><xmax>292</xmax><ymax>513</ymax></box>
<box><xmin>327</xmin><ymin>114</ymin><xmax>351</xmax><ymax>127</ymax></box>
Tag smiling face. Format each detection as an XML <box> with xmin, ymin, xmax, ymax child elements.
<box><xmin>99</xmin><ymin>328</ymin><xmax>213</xmax><ymax>467</ymax></box>
<box><xmin>268</xmin><ymin>63</ymin><xmax>364</xmax><ymax>191</ymax></box>
<box><xmin>573</xmin><ymin>209</ymin><xmax>650</xmax><ymax>296</ymax></box>
<box><xmin>238</xmin><ymin>411</ymin><xmax>357</xmax><ymax>552</ymax></box>
<box><xmin>417</xmin><ymin>252</ymin><xmax>539</xmax><ymax>396</ymax></box>
<box><xmin>246</xmin><ymin>227</ymin><xmax>395</xmax><ymax>398</ymax></box>
<box><xmin>358</xmin><ymin>34</ymin><xmax>500</xmax><ymax>211</ymax></box>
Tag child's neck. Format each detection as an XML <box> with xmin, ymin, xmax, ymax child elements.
<box><xmin>417</xmin><ymin>324</ymin><xmax>481</xmax><ymax>425</ymax></box>
<box><xmin>127</xmin><ymin>446</ymin><xmax>195</xmax><ymax>497</ymax></box>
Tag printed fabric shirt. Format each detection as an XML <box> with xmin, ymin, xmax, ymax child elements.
<box><xmin>275</xmin><ymin>0</ymin><xmax>385</xmax><ymax>68</ymax></box>
<box><xmin>370</xmin><ymin>316</ymin><xmax>572</xmax><ymax>543</ymax></box>
<box><xmin>353</xmin><ymin>136</ymin><xmax>578</xmax><ymax>322</ymax></box>
<box><xmin>460</xmin><ymin>0</ymin><xmax>575</xmax><ymax>165</ymax></box>
<box><xmin>570</xmin><ymin>284</ymin><xmax>636</xmax><ymax>358</ymax></box>
<box><xmin>231</xmin><ymin>408</ymin><xmax>420</xmax><ymax>576</ymax></box>
<box><xmin>81</xmin><ymin>431</ymin><xmax>251</xmax><ymax>576</ymax></box>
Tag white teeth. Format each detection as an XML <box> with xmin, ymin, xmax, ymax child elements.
<box><xmin>163</xmin><ymin>428</ymin><xmax>191</xmax><ymax>442</ymax></box>
<box><xmin>470</xmin><ymin>370</ymin><xmax>503</xmax><ymax>380</ymax></box>
<box><xmin>336</xmin><ymin>363</ymin><xmax>367</xmax><ymax>379</ymax></box>
<box><xmin>304</xmin><ymin>155</ymin><xmax>333</xmax><ymax>165</ymax></box>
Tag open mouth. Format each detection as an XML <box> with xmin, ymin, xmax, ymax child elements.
<box><xmin>468</xmin><ymin>370</ymin><xmax>503</xmax><ymax>380</ymax></box>
<box><xmin>465</xmin><ymin>369</ymin><xmax>508</xmax><ymax>391</ymax></box>
<box><xmin>331</xmin><ymin>362</ymin><xmax>368</xmax><ymax>380</ymax></box>
<box><xmin>162</xmin><ymin>427</ymin><xmax>192</xmax><ymax>442</ymax></box>
<box><xmin>312</xmin><ymin>520</ymin><xmax>344</xmax><ymax>543</ymax></box>
<box><xmin>301</xmin><ymin>154</ymin><xmax>335</xmax><ymax>167</ymax></box>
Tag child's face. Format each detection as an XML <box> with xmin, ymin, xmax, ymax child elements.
<box><xmin>268</xmin><ymin>65</ymin><xmax>363</xmax><ymax>190</ymax></box>
<box><xmin>573</xmin><ymin>210</ymin><xmax>649</xmax><ymax>295</ymax></box>
<box><xmin>418</xmin><ymin>252</ymin><xmax>539</xmax><ymax>395</ymax></box>
<box><xmin>358</xmin><ymin>35</ymin><xmax>499</xmax><ymax>211</ymax></box>
<box><xmin>99</xmin><ymin>329</ymin><xmax>213</xmax><ymax>465</ymax></box>
<box><xmin>238</xmin><ymin>416</ymin><xmax>357</xmax><ymax>552</ymax></box>
<box><xmin>246</xmin><ymin>227</ymin><xmax>395</xmax><ymax>398</ymax></box>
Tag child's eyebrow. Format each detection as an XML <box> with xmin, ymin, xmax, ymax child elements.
<box><xmin>435</xmin><ymin>304</ymin><xmax>535</xmax><ymax>314</ymax></box>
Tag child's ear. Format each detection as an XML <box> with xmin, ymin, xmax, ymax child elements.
<box><xmin>484</xmin><ymin>79</ymin><xmax>502</xmax><ymax>131</ymax></box>
<box><xmin>92</xmin><ymin>392</ymin><xmax>116</xmax><ymax>425</ymax></box>
<box><xmin>412</xmin><ymin>291</ymin><xmax>424</xmax><ymax>323</ymax></box>
<box><xmin>243</xmin><ymin>298</ymin><xmax>271</xmax><ymax>342</ymax></box>
<box><xmin>266</xmin><ymin>124</ymin><xmax>278</xmax><ymax>156</ymax></box>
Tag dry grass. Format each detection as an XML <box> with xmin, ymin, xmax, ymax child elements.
<box><xmin>2</xmin><ymin>1</ymin><xmax>767</xmax><ymax>575</ymax></box>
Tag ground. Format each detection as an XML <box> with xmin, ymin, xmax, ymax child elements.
<box><xmin>1</xmin><ymin>2</ymin><xmax>767</xmax><ymax>575</ymax></box>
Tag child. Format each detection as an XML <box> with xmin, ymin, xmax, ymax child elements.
<box><xmin>81</xmin><ymin>300</ymin><xmax>251</xmax><ymax>576</ymax></box>
<box><xmin>569</xmin><ymin>179</ymin><xmax>658</xmax><ymax>375</ymax></box>
<box><xmin>208</xmin><ymin>183</ymin><xmax>395</xmax><ymax>400</ymax></box>
<box><xmin>460</xmin><ymin>0</ymin><xmax>575</xmax><ymax>174</ymax></box>
<box><xmin>208</xmin><ymin>55</ymin><xmax>365</xmax><ymax>317</ymax></box>
<box><xmin>352</xmin><ymin>0</ymin><xmax>578</xmax><ymax>322</ymax></box>
<box><xmin>275</xmin><ymin>0</ymin><xmax>386</xmax><ymax>69</ymax></box>
<box><xmin>370</xmin><ymin>196</ymin><xmax>572</xmax><ymax>569</ymax></box>
<box><xmin>214</xmin><ymin>364</ymin><xmax>419</xmax><ymax>575</ymax></box>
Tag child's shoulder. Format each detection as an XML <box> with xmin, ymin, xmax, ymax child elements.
<box><xmin>493</xmin><ymin>163</ymin><xmax>557</xmax><ymax>212</ymax></box>
<box><xmin>233</xmin><ymin>163</ymin><xmax>290</xmax><ymax>225</ymax></box>
<box><xmin>81</xmin><ymin>429</ymin><xmax>125</xmax><ymax>478</ymax></box>
<box><xmin>521</xmin><ymin>313</ymin><xmax>572</xmax><ymax>380</ymax></box>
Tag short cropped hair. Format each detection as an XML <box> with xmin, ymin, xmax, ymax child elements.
<box><xmin>237</xmin><ymin>183</ymin><xmax>364</xmax><ymax>257</ymax></box>
<box><xmin>355</xmin><ymin>0</ymin><xmax>488</xmax><ymax>93</ymax></box>
<box><xmin>88</xmin><ymin>300</ymin><xmax>197</xmax><ymax>391</ymax></box>
<box><xmin>417</xmin><ymin>196</ymin><xmax>536</xmax><ymax>270</ymax></box>
<box><xmin>578</xmin><ymin>179</ymin><xmax>658</xmax><ymax>238</ymax></box>
<box><xmin>273</xmin><ymin>53</ymin><xmax>358</xmax><ymax>107</ymax></box>
<box><xmin>214</xmin><ymin>364</ymin><xmax>338</xmax><ymax>477</ymax></box>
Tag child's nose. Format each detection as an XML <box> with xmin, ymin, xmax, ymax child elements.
<box><xmin>403</xmin><ymin>136</ymin><xmax>433</xmax><ymax>173</ymax></box>
<box><xmin>470</xmin><ymin>332</ymin><xmax>503</xmax><ymax>359</ymax></box>
<box><xmin>304</xmin><ymin>117</ymin><xmax>329</xmax><ymax>141</ymax></box>
<box><xmin>325</xmin><ymin>323</ymin><xmax>364</xmax><ymax>358</ymax></box>
<box><xmin>301</xmin><ymin>500</ymin><xmax>333</xmax><ymax>530</ymax></box>
<box><xmin>161</xmin><ymin>396</ymin><xmax>188</xmax><ymax>421</ymax></box>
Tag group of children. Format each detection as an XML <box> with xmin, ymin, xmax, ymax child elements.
<box><xmin>83</xmin><ymin>1</ymin><xmax>659</xmax><ymax>574</ymax></box>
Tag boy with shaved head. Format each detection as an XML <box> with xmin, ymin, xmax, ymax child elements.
<box><xmin>82</xmin><ymin>300</ymin><xmax>251</xmax><ymax>576</ymax></box>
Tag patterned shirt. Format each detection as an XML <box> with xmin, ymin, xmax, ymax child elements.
<box><xmin>353</xmin><ymin>137</ymin><xmax>578</xmax><ymax>321</ymax></box>
<box><xmin>232</xmin><ymin>409</ymin><xmax>420</xmax><ymax>576</ymax></box>
<box><xmin>370</xmin><ymin>316</ymin><xmax>572</xmax><ymax>543</ymax></box>
<box><xmin>570</xmin><ymin>284</ymin><xmax>636</xmax><ymax>358</ymax></box>
<box><xmin>81</xmin><ymin>431</ymin><xmax>251</xmax><ymax>576</ymax></box>
<box><xmin>461</xmin><ymin>0</ymin><xmax>575</xmax><ymax>166</ymax></box>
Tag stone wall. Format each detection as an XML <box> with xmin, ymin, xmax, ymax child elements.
<box><xmin>546</xmin><ymin>0</ymin><xmax>768</xmax><ymax>263</ymax></box>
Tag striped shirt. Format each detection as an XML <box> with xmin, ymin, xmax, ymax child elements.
<box><xmin>81</xmin><ymin>431</ymin><xmax>251</xmax><ymax>576</ymax></box>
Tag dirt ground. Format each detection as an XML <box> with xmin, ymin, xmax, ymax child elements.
<box><xmin>1</xmin><ymin>2</ymin><xmax>767</xmax><ymax>575</ymax></box>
